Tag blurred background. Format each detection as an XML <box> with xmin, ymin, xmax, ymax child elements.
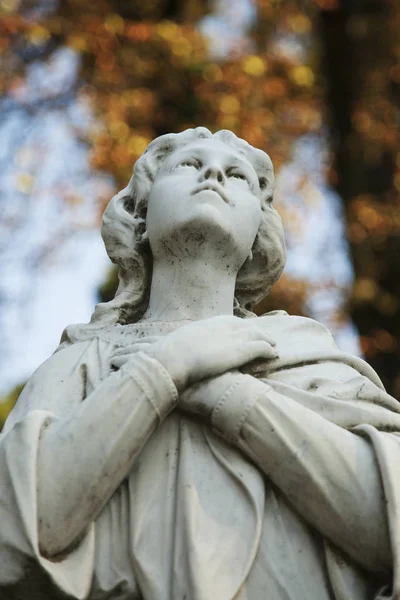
<box><xmin>0</xmin><ymin>0</ymin><xmax>399</xmax><ymax>424</ymax></box>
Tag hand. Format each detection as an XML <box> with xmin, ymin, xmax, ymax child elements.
<box><xmin>112</xmin><ymin>316</ymin><xmax>278</xmax><ymax>392</ymax></box>
<box><xmin>110</xmin><ymin>337</ymin><xmax>160</xmax><ymax>371</ymax></box>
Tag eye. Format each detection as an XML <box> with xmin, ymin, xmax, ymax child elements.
<box><xmin>227</xmin><ymin>169</ymin><xmax>248</xmax><ymax>182</ymax></box>
<box><xmin>179</xmin><ymin>159</ymin><xmax>202</xmax><ymax>169</ymax></box>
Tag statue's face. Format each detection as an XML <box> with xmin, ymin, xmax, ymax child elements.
<box><xmin>146</xmin><ymin>138</ymin><xmax>262</xmax><ymax>269</ymax></box>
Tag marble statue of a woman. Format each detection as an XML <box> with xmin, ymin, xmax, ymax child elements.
<box><xmin>2</xmin><ymin>128</ymin><xmax>400</xmax><ymax>600</ymax></box>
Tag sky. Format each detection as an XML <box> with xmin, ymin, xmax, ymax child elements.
<box><xmin>0</xmin><ymin>46</ymin><xmax>112</xmax><ymax>392</ymax></box>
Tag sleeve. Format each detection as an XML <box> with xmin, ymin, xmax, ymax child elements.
<box><xmin>0</xmin><ymin>342</ymin><xmax>96</xmax><ymax>599</ymax></box>
<box><xmin>210</xmin><ymin>330</ymin><xmax>400</xmax><ymax>579</ymax></box>
<box><xmin>0</xmin><ymin>338</ymin><xmax>178</xmax><ymax>599</ymax></box>
<box><xmin>0</xmin><ymin>410</ymin><xmax>95</xmax><ymax>599</ymax></box>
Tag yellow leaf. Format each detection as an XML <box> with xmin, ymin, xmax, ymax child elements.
<box><xmin>203</xmin><ymin>64</ymin><xmax>222</xmax><ymax>82</ymax></box>
<box><xmin>15</xmin><ymin>172</ymin><xmax>34</xmax><ymax>194</ymax></box>
<box><xmin>0</xmin><ymin>0</ymin><xmax>19</xmax><ymax>14</ymax></box>
<box><xmin>290</xmin><ymin>66</ymin><xmax>315</xmax><ymax>87</ymax></box>
<box><xmin>109</xmin><ymin>120</ymin><xmax>130</xmax><ymax>140</ymax></box>
<box><xmin>288</xmin><ymin>15</ymin><xmax>311</xmax><ymax>34</ymax></box>
<box><xmin>104</xmin><ymin>13</ymin><xmax>125</xmax><ymax>35</ymax></box>
<box><xmin>67</xmin><ymin>35</ymin><xmax>88</xmax><ymax>52</ymax></box>
<box><xmin>157</xmin><ymin>21</ymin><xmax>179</xmax><ymax>41</ymax></box>
<box><xmin>219</xmin><ymin>95</ymin><xmax>240</xmax><ymax>115</ymax></box>
<box><xmin>241</xmin><ymin>56</ymin><xmax>266</xmax><ymax>77</ymax></box>
<box><xmin>128</xmin><ymin>135</ymin><xmax>150</xmax><ymax>156</ymax></box>
<box><xmin>27</xmin><ymin>25</ymin><xmax>50</xmax><ymax>46</ymax></box>
<box><xmin>353</xmin><ymin>278</ymin><xmax>378</xmax><ymax>302</ymax></box>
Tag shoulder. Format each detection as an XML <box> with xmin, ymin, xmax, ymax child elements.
<box><xmin>4</xmin><ymin>339</ymin><xmax>110</xmax><ymax>430</ymax></box>
<box><xmin>29</xmin><ymin>339</ymin><xmax>99</xmax><ymax>388</ymax></box>
<box><xmin>256</xmin><ymin>312</ymin><xmax>337</xmax><ymax>353</ymax></box>
<box><xmin>256</xmin><ymin>312</ymin><xmax>385</xmax><ymax>391</ymax></box>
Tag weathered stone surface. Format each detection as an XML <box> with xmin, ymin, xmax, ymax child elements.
<box><xmin>0</xmin><ymin>128</ymin><xmax>397</xmax><ymax>599</ymax></box>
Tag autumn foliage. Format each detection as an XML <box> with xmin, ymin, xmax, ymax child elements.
<box><xmin>0</xmin><ymin>0</ymin><xmax>399</xmax><ymax>404</ymax></box>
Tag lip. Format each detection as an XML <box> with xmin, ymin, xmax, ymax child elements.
<box><xmin>191</xmin><ymin>184</ymin><xmax>229</xmax><ymax>204</ymax></box>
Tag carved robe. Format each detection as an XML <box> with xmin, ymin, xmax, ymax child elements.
<box><xmin>0</xmin><ymin>314</ymin><xmax>399</xmax><ymax>599</ymax></box>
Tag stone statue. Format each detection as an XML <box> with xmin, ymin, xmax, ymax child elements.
<box><xmin>1</xmin><ymin>128</ymin><xmax>400</xmax><ymax>600</ymax></box>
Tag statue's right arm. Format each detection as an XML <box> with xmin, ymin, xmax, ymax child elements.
<box><xmin>4</xmin><ymin>339</ymin><xmax>178</xmax><ymax>560</ymax></box>
<box><xmin>4</xmin><ymin>316</ymin><xmax>274</xmax><ymax>560</ymax></box>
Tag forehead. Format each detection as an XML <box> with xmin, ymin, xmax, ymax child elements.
<box><xmin>169</xmin><ymin>138</ymin><xmax>255</xmax><ymax>168</ymax></box>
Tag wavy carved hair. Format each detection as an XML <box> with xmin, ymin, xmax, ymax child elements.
<box><xmin>62</xmin><ymin>127</ymin><xmax>286</xmax><ymax>345</ymax></box>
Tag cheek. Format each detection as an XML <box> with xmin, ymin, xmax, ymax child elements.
<box><xmin>146</xmin><ymin>185</ymin><xmax>171</xmax><ymax>243</ymax></box>
<box><xmin>237</xmin><ymin>199</ymin><xmax>262</xmax><ymax>240</ymax></box>
<box><xmin>146</xmin><ymin>181</ymin><xmax>188</xmax><ymax>250</ymax></box>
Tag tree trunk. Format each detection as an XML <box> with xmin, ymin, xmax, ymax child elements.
<box><xmin>318</xmin><ymin>0</ymin><xmax>400</xmax><ymax>397</ymax></box>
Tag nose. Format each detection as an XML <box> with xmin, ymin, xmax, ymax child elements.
<box><xmin>202</xmin><ymin>165</ymin><xmax>225</xmax><ymax>184</ymax></box>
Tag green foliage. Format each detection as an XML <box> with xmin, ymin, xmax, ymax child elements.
<box><xmin>98</xmin><ymin>266</ymin><xmax>119</xmax><ymax>303</ymax></box>
<box><xmin>0</xmin><ymin>383</ymin><xmax>24</xmax><ymax>430</ymax></box>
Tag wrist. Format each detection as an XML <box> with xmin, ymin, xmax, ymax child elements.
<box><xmin>147</xmin><ymin>344</ymin><xmax>189</xmax><ymax>393</ymax></box>
<box><xmin>211</xmin><ymin>375</ymin><xmax>268</xmax><ymax>443</ymax></box>
<box><xmin>120</xmin><ymin>351</ymin><xmax>179</xmax><ymax>420</ymax></box>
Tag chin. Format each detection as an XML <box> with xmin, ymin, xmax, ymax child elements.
<box><xmin>151</xmin><ymin>212</ymin><xmax>243</xmax><ymax>263</ymax></box>
<box><xmin>181</xmin><ymin>204</ymin><xmax>234</xmax><ymax>242</ymax></box>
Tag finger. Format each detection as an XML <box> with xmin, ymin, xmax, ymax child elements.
<box><xmin>112</xmin><ymin>340</ymin><xmax>159</xmax><ymax>356</ymax></box>
<box><xmin>258</xmin><ymin>330</ymin><xmax>276</xmax><ymax>346</ymax></box>
<box><xmin>112</xmin><ymin>346</ymin><xmax>138</xmax><ymax>356</ymax></box>
<box><xmin>111</xmin><ymin>344</ymin><xmax>153</xmax><ymax>364</ymax></box>
<box><xmin>245</xmin><ymin>341</ymin><xmax>279</xmax><ymax>361</ymax></box>
<box><xmin>246</xmin><ymin>327</ymin><xmax>276</xmax><ymax>347</ymax></box>
<box><xmin>240</xmin><ymin>317</ymin><xmax>276</xmax><ymax>346</ymax></box>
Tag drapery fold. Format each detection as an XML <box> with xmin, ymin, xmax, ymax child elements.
<box><xmin>128</xmin><ymin>414</ymin><xmax>265</xmax><ymax>600</ymax></box>
<box><xmin>1</xmin><ymin>314</ymin><xmax>400</xmax><ymax>599</ymax></box>
<box><xmin>0</xmin><ymin>410</ymin><xmax>95</xmax><ymax>599</ymax></box>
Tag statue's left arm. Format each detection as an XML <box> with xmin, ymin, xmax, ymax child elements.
<box><xmin>180</xmin><ymin>316</ymin><xmax>400</xmax><ymax>576</ymax></box>
<box><xmin>208</xmin><ymin>370</ymin><xmax>392</xmax><ymax>572</ymax></box>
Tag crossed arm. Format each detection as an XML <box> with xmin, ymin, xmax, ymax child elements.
<box><xmin>5</xmin><ymin>315</ymin><xmax>393</xmax><ymax>575</ymax></box>
<box><xmin>179</xmin><ymin>369</ymin><xmax>393</xmax><ymax>573</ymax></box>
<box><xmin>7</xmin><ymin>316</ymin><xmax>276</xmax><ymax>559</ymax></box>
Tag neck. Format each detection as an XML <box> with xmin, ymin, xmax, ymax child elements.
<box><xmin>140</xmin><ymin>256</ymin><xmax>237</xmax><ymax>322</ymax></box>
